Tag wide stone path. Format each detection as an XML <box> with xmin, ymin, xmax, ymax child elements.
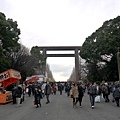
<box><xmin>0</xmin><ymin>91</ymin><xmax>120</xmax><ymax>120</ymax></box>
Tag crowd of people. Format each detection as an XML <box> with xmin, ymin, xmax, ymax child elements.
<box><xmin>68</xmin><ymin>80</ymin><xmax>120</xmax><ymax>109</ymax></box>
<box><xmin>6</xmin><ymin>80</ymin><xmax>120</xmax><ymax>109</ymax></box>
<box><xmin>10</xmin><ymin>81</ymin><xmax>58</xmax><ymax>108</ymax></box>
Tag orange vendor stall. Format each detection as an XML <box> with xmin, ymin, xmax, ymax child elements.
<box><xmin>0</xmin><ymin>69</ymin><xmax>21</xmax><ymax>104</ymax></box>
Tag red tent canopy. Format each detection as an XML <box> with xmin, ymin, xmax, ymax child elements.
<box><xmin>25</xmin><ymin>76</ymin><xmax>39</xmax><ymax>84</ymax></box>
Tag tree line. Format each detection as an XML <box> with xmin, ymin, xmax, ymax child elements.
<box><xmin>79</xmin><ymin>16</ymin><xmax>120</xmax><ymax>82</ymax></box>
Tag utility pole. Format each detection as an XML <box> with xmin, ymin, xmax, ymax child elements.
<box><xmin>117</xmin><ymin>47</ymin><xmax>120</xmax><ymax>82</ymax></box>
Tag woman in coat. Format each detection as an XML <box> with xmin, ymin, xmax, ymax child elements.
<box><xmin>70</xmin><ymin>83</ymin><xmax>79</xmax><ymax>108</ymax></box>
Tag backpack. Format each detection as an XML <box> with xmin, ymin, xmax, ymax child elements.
<box><xmin>103</xmin><ymin>86</ymin><xmax>110</xmax><ymax>95</ymax></box>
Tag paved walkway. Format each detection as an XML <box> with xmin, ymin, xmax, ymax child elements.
<box><xmin>0</xmin><ymin>91</ymin><xmax>120</xmax><ymax>120</ymax></box>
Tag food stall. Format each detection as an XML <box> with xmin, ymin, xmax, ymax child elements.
<box><xmin>0</xmin><ymin>69</ymin><xmax>21</xmax><ymax>104</ymax></box>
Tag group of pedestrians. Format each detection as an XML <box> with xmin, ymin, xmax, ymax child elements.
<box><xmin>12</xmin><ymin>84</ymin><xmax>25</xmax><ymax>107</ymax></box>
<box><xmin>88</xmin><ymin>81</ymin><xmax>120</xmax><ymax>108</ymax></box>
<box><xmin>25</xmin><ymin>82</ymin><xmax>51</xmax><ymax>108</ymax></box>
<box><xmin>11</xmin><ymin>80</ymin><xmax>120</xmax><ymax>110</ymax></box>
<box><xmin>69</xmin><ymin>81</ymin><xmax>120</xmax><ymax>109</ymax></box>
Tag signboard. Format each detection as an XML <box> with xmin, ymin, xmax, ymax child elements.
<box><xmin>0</xmin><ymin>69</ymin><xmax>21</xmax><ymax>87</ymax></box>
<box><xmin>10</xmin><ymin>69</ymin><xmax>21</xmax><ymax>79</ymax></box>
<box><xmin>0</xmin><ymin>71</ymin><xmax>9</xmax><ymax>81</ymax></box>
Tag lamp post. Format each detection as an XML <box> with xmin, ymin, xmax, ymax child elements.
<box><xmin>117</xmin><ymin>47</ymin><xmax>120</xmax><ymax>82</ymax></box>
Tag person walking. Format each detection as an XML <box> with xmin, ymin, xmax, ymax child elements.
<box><xmin>66</xmin><ymin>83</ymin><xmax>71</xmax><ymax>97</ymax></box>
<box><xmin>113</xmin><ymin>82</ymin><xmax>120</xmax><ymax>107</ymax></box>
<box><xmin>44</xmin><ymin>82</ymin><xmax>51</xmax><ymax>104</ymax></box>
<box><xmin>95</xmin><ymin>83</ymin><xmax>102</xmax><ymax>103</ymax></box>
<box><xmin>102</xmin><ymin>83</ymin><xmax>110</xmax><ymax>102</ymax></box>
<box><xmin>59</xmin><ymin>84</ymin><xmax>63</xmax><ymax>95</ymax></box>
<box><xmin>70</xmin><ymin>83</ymin><xmax>79</xmax><ymax>108</ymax></box>
<box><xmin>28</xmin><ymin>84</ymin><xmax>32</xmax><ymax>97</ymax></box>
<box><xmin>12</xmin><ymin>85</ymin><xmax>17</xmax><ymax>104</ymax></box>
<box><xmin>75</xmin><ymin>82</ymin><xmax>84</xmax><ymax>107</ymax></box>
<box><xmin>34</xmin><ymin>87</ymin><xmax>42</xmax><ymax>108</ymax></box>
<box><xmin>88</xmin><ymin>82</ymin><xmax>97</xmax><ymax>109</ymax></box>
<box><xmin>16</xmin><ymin>85</ymin><xmax>23</xmax><ymax>107</ymax></box>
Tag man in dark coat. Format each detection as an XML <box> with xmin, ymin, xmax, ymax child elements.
<box><xmin>12</xmin><ymin>85</ymin><xmax>17</xmax><ymax>104</ymax></box>
<box><xmin>16</xmin><ymin>85</ymin><xmax>22</xmax><ymax>106</ymax></box>
<box><xmin>113</xmin><ymin>84</ymin><xmax>120</xmax><ymax>107</ymax></box>
<box><xmin>44</xmin><ymin>82</ymin><xmax>51</xmax><ymax>104</ymax></box>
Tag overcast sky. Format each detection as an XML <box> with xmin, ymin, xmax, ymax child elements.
<box><xmin>0</xmin><ymin>0</ymin><xmax>120</xmax><ymax>81</ymax></box>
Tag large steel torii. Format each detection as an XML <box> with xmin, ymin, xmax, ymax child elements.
<box><xmin>38</xmin><ymin>46</ymin><xmax>81</xmax><ymax>81</ymax></box>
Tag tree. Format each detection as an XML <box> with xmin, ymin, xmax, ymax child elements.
<box><xmin>80</xmin><ymin>16</ymin><xmax>120</xmax><ymax>82</ymax></box>
<box><xmin>30</xmin><ymin>46</ymin><xmax>55</xmax><ymax>81</ymax></box>
<box><xmin>30</xmin><ymin>46</ymin><xmax>45</xmax><ymax>75</ymax></box>
<box><xmin>9</xmin><ymin>45</ymin><xmax>34</xmax><ymax>81</ymax></box>
<box><xmin>0</xmin><ymin>12</ymin><xmax>21</xmax><ymax>72</ymax></box>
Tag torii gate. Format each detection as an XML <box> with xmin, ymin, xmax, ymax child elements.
<box><xmin>38</xmin><ymin>46</ymin><xmax>81</xmax><ymax>81</ymax></box>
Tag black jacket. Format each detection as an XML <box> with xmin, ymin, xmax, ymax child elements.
<box><xmin>78</xmin><ymin>86</ymin><xmax>84</xmax><ymax>96</ymax></box>
<box><xmin>16</xmin><ymin>86</ymin><xmax>22</xmax><ymax>98</ymax></box>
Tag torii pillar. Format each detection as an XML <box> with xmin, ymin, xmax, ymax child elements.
<box><xmin>43</xmin><ymin>49</ymin><xmax>46</xmax><ymax>77</ymax></box>
<box><xmin>75</xmin><ymin>49</ymin><xmax>79</xmax><ymax>81</ymax></box>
